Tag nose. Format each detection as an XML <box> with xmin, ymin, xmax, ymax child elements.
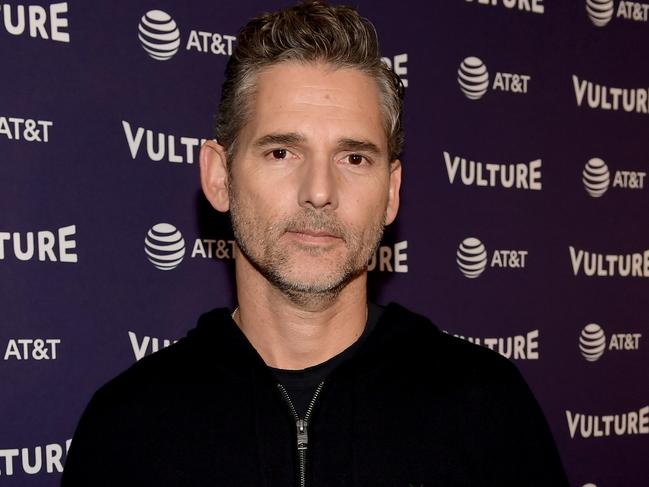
<box><xmin>297</xmin><ymin>155</ymin><xmax>339</xmax><ymax>210</ymax></box>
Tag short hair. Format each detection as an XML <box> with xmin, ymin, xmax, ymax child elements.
<box><xmin>214</xmin><ymin>0</ymin><xmax>405</xmax><ymax>163</ymax></box>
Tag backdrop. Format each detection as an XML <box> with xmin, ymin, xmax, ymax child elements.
<box><xmin>1</xmin><ymin>1</ymin><xmax>647</xmax><ymax>485</ymax></box>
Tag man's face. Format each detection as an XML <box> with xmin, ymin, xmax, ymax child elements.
<box><xmin>227</xmin><ymin>62</ymin><xmax>401</xmax><ymax>296</ymax></box>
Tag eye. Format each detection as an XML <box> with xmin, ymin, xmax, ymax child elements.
<box><xmin>345</xmin><ymin>154</ymin><xmax>367</xmax><ymax>165</ymax></box>
<box><xmin>271</xmin><ymin>149</ymin><xmax>287</xmax><ymax>159</ymax></box>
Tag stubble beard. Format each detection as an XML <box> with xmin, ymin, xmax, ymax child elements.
<box><xmin>229</xmin><ymin>186</ymin><xmax>386</xmax><ymax>306</ymax></box>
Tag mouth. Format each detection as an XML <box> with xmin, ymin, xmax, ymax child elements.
<box><xmin>285</xmin><ymin>228</ymin><xmax>343</xmax><ymax>245</ymax></box>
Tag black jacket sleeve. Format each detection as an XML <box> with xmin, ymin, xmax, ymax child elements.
<box><xmin>61</xmin><ymin>382</ymin><xmax>137</xmax><ymax>486</ymax></box>
<box><xmin>473</xmin><ymin>357</ymin><xmax>569</xmax><ymax>486</ymax></box>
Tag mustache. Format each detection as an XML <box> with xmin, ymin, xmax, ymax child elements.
<box><xmin>282</xmin><ymin>210</ymin><xmax>347</xmax><ymax>240</ymax></box>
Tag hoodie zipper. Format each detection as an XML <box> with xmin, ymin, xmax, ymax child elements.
<box><xmin>277</xmin><ymin>381</ymin><xmax>325</xmax><ymax>487</ymax></box>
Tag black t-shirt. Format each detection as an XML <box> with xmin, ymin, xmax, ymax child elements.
<box><xmin>269</xmin><ymin>302</ymin><xmax>383</xmax><ymax>417</ymax></box>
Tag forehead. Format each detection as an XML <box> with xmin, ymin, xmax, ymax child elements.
<box><xmin>244</xmin><ymin>61</ymin><xmax>386</xmax><ymax>149</ymax></box>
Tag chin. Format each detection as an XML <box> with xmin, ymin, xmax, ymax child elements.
<box><xmin>275</xmin><ymin>265</ymin><xmax>364</xmax><ymax>295</ymax></box>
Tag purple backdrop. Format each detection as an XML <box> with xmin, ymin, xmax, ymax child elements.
<box><xmin>1</xmin><ymin>1</ymin><xmax>647</xmax><ymax>485</ymax></box>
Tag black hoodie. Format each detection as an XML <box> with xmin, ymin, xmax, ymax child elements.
<box><xmin>62</xmin><ymin>303</ymin><xmax>569</xmax><ymax>486</ymax></box>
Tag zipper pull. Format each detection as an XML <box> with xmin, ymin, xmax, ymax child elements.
<box><xmin>296</xmin><ymin>419</ymin><xmax>308</xmax><ymax>451</ymax></box>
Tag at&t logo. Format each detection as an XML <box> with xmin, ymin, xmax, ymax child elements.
<box><xmin>456</xmin><ymin>237</ymin><xmax>528</xmax><ymax>278</ymax></box>
<box><xmin>579</xmin><ymin>323</ymin><xmax>607</xmax><ymax>361</ymax></box>
<box><xmin>579</xmin><ymin>323</ymin><xmax>641</xmax><ymax>361</ymax></box>
<box><xmin>137</xmin><ymin>9</ymin><xmax>235</xmax><ymax>62</ymax></box>
<box><xmin>145</xmin><ymin>223</ymin><xmax>236</xmax><ymax>270</ymax></box>
<box><xmin>145</xmin><ymin>223</ymin><xmax>186</xmax><ymax>270</ymax></box>
<box><xmin>582</xmin><ymin>158</ymin><xmax>610</xmax><ymax>197</ymax></box>
<box><xmin>0</xmin><ymin>115</ymin><xmax>53</xmax><ymax>143</ymax></box>
<box><xmin>458</xmin><ymin>57</ymin><xmax>489</xmax><ymax>100</ymax></box>
<box><xmin>582</xmin><ymin>157</ymin><xmax>645</xmax><ymax>197</ymax></box>
<box><xmin>138</xmin><ymin>10</ymin><xmax>180</xmax><ymax>61</ymax></box>
<box><xmin>457</xmin><ymin>238</ymin><xmax>488</xmax><ymax>278</ymax></box>
<box><xmin>586</xmin><ymin>0</ymin><xmax>615</xmax><ymax>25</ymax></box>
<box><xmin>586</xmin><ymin>0</ymin><xmax>649</xmax><ymax>26</ymax></box>
<box><xmin>3</xmin><ymin>339</ymin><xmax>60</xmax><ymax>360</ymax></box>
<box><xmin>457</xmin><ymin>56</ymin><xmax>530</xmax><ymax>100</ymax></box>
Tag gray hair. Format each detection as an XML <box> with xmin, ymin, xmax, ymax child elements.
<box><xmin>214</xmin><ymin>0</ymin><xmax>405</xmax><ymax>163</ymax></box>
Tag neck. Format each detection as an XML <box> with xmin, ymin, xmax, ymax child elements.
<box><xmin>233</xmin><ymin>249</ymin><xmax>368</xmax><ymax>370</ymax></box>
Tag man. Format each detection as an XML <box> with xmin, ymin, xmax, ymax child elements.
<box><xmin>63</xmin><ymin>2</ymin><xmax>568</xmax><ymax>486</ymax></box>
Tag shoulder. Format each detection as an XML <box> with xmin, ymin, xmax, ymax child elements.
<box><xmin>379</xmin><ymin>302</ymin><xmax>526</xmax><ymax>389</ymax></box>
<box><xmin>88</xmin><ymin>307</ymin><xmax>235</xmax><ymax>407</ymax></box>
<box><xmin>378</xmin><ymin>304</ymin><xmax>569</xmax><ymax>485</ymax></box>
<box><xmin>378</xmin><ymin>302</ymin><xmax>552</xmax><ymax>439</ymax></box>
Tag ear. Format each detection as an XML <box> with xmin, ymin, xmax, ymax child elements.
<box><xmin>385</xmin><ymin>159</ymin><xmax>401</xmax><ymax>225</ymax></box>
<box><xmin>199</xmin><ymin>140</ymin><xmax>230</xmax><ymax>212</ymax></box>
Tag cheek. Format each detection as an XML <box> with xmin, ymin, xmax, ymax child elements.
<box><xmin>234</xmin><ymin>165</ymin><xmax>293</xmax><ymax>203</ymax></box>
<box><xmin>346</xmin><ymin>192</ymin><xmax>388</xmax><ymax>229</ymax></box>
<box><xmin>235</xmin><ymin>187</ymin><xmax>293</xmax><ymax>230</ymax></box>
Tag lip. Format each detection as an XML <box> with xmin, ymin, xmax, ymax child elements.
<box><xmin>286</xmin><ymin>230</ymin><xmax>342</xmax><ymax>244</ymax></box>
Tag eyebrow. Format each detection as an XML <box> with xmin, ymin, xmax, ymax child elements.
<box><xmin>253</xmin><ymin>132</ymin><xmax>306</xmax><ymax>148</ymax></box>
<box><xmin>253</xmin><ymin>132</ymin><xmax>382</xmax><ymax>156</ymax></box>
<box><xmin>335</xmin><ymin>138</ymin><xmax>381</xmax><ymax>156</ymax></box>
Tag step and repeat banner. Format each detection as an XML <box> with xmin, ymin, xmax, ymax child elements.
<box><xmin>1</xmin><ymin>1</ymin><xmax>647</xmax><ymax>485</ymax></box>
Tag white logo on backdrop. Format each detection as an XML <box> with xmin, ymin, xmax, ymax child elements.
<box><xmin>381</xmin><ymin>53</ymin><xmax>409</xmax><ymax>87</ymax></box>
<box><xmin>443</xmin><ymin>151</ymin><xmax>542</xmax><ymax>190</ymax></box>
<box><xmin>0</xmin><ymin>2</ymin><xmax>70</xmax><ymax>43</ymax></box>
<box><xmin>122</xmin><ymin>120</ymin><xmax>206</xmax><ymax>164</ymax></box>
<box><xmin>457</xmin><ymin>57</ymin><xmax>490</xmax><ymax>100</ymax></box>
<box><xmin>0</xmin><ymin>440</ymin><xmax>72</xmax><ymax>476</ymax></box>
<box><xmin>138</xmin><ymin>10</ymin><xmax>181</xmax><ymax>61</ymax></box>
<box><xmin>582</xmin><ymin>158</ymin><xmax>610</xmax><ymax>197</ymax></box>
<box><xmin>573</xmin><ymin>75</ymin><xmax>649</xmax><ymax>114</ymax></box>
<box><xmin>586</xmin><ymin>0</ymin><xmax>649</xmax><ymax>25</ymax></box>
<box><xmin>368</xmin><ymin>241</ymin><xmax>408</xmax><ymax>273</ymax></box>
<box><xmin>458</xmin><ymin>56</ymin><xmax>530</xmax><ymax>98</ymax></box>
<box><xmin>451</xmin><ymin>329</ymin><xmax>540</xmax><ymax>360</ymax></box>
<box><xmin>3</xmin><ymin>339</ymin><xmax>61</xmax><ymax>360</ymax></box>
<box><xmin>137</xmin><ymin>9</ymin><xmax>235</xmax><ymax>60</ymax></box>
<box><xmin>129</xmin><ymin>331</ymin><xmax>177</xmax><ymax>361</ymax></box>
<box><xmin>465</xmin><ymin>0</ymin><xmax>544</xmax><ymax>14</ymax></box>
<box><xmin>582</xmin><ymin>157</ymin><xmax>645</xmax><ymax>196</ymax></box>
<box><xmin>566</xmin><ymin>406</ymin><xmax>649</xmax><ymax>438</ymax></box>
<box><xmin>579</xmin><ymin>323</ymin><xmax>607</xmax><ymax>361</ymax></box>
<box><xmin>570</xmin><ymin>246</ymin><xmax>649</xmax><ymax>277</ymax></box>
<box><xmin>0</xmin><ymin>225</ymin><xmax>78</xmax><ymax>263</ymax></box>
<box><xmin>578</xmin><ymin>322</ymin><xmax>642</xmax><ymax>360</ymax></box>
<box><xmin>144</xmin><ymin>223</ymin><xmax>186</xmax><ymax>270</ymax></box>
<box><xmin>586</xmin><ymin>0</ymin><xmax>615</xmax><ymax>26</ymax></box>
<box><xmin>456</xmin><ymin>237</ymin><xmax>488</xmax><ymax>278</ymax></box>
<box><xmin>0</xmin><ymin>116</ymin><xmax>53</xmax><ymax>143</ymax></box>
